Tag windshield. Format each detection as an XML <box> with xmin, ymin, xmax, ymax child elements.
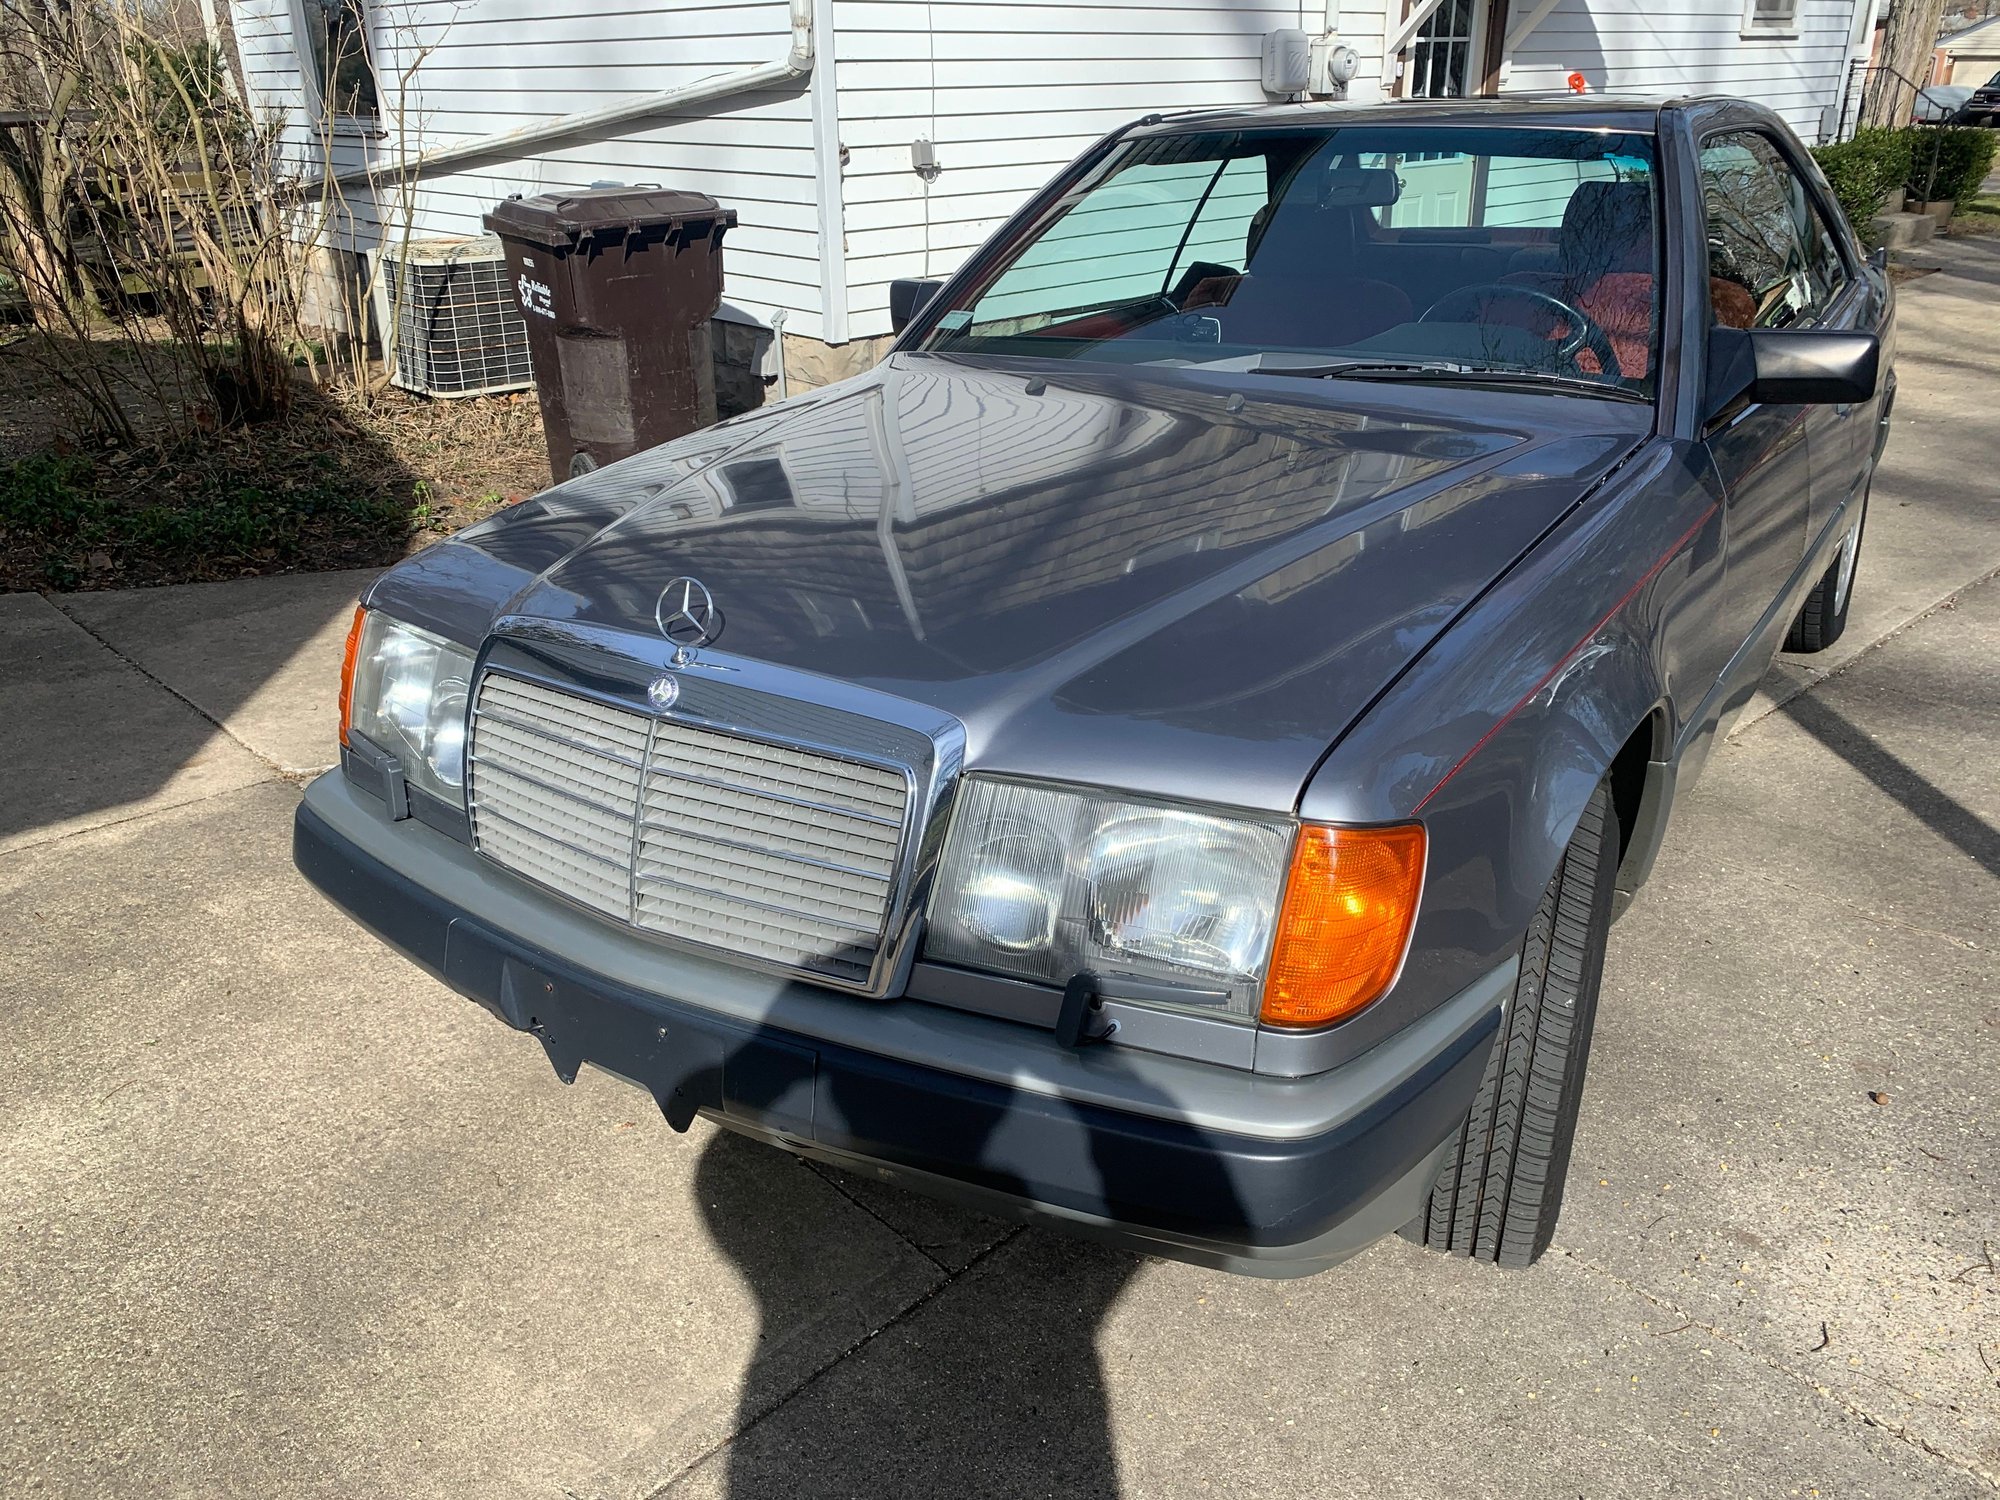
<box><xmin>914</xmin><ymin>124</ymin><xmax>1662</xmax><ymax>398</ymax></box>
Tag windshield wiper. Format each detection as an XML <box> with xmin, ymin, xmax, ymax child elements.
<box><xmin>1250</xmin><ymin>357</ymin><xmax>1481</xmax><ymax>379</ymax></box>
<box><xmin>1248</xmin><ymin>356</ymin><xmax>1648</xmax><ymax>402</ymax></box>
<box><xmin>1446</xmin><ymin>368</ymin><xmax>1651</xmax><ymax>402</ymax></box>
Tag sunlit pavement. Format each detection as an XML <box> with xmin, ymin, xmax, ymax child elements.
<box><xmin>3</xmin><ymin>237</ymin><xmax>1996</xmax><ymax>1498</ymax></box>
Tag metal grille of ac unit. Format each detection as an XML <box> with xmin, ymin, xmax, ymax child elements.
<box><xmin>373</xmin><ymin>235</ymin><xmax>534</xmax><ymax>398</ymax></box>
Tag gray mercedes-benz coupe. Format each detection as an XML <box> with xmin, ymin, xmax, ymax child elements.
<box><xmin>297</xmin><ymin>96</ymin><xmax>1893</xmax><ymax>1274</ymax></box>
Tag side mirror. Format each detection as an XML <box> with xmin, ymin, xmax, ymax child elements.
<box><xmin>890</xmin><ymin>278</ymin><xmax>943</xmax><ymax>334</ymax></box>
<box><xmin>1705</xmin><ymin>327</ymin><xmax>1879</xmax><ymax>424</ymax></box>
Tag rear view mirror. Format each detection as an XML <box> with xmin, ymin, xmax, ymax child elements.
<box><xmin>1322</xmin><ymin>166</ymin><xmax>1402</xmax><ymax>208</ymax></box>
<box><xmin>1705</xmin><ymin>327</ymin><xmax>1879</xmax><ymax>423</ymax></box>
<box><xmin>890</xmin><ymin>278</ymin><xmax>943</xmax><ymax>334</ymax></box>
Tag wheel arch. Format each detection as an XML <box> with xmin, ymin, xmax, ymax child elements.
<box><xmin>1608</xmin><ymin>701</ymin><xmax>1673</xmax><ymax>908</ymax></box>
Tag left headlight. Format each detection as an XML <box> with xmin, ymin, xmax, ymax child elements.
<box><xmin>339</xmin><ymin>607</ymin><xmax>475</xmax><ymax>808</ymax></box>
<box><xmin>923</xmin><ymin>777</ymin><xmax>1295</xmax><ymax>1022</ymax></box>
<box><xmin>923</xmin><ymin>775</ymin><xmax>1428</xmax><ymax>1029</ymax></box>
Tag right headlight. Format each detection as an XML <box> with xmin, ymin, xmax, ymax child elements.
<box><xmin>923</xmin><ymin>776</ymin><xmax>1425</xmax><ymax>1028</ymax></box>
<box><xmin>339</xmin><ymin>607</ymin><xmax>475</xmax><ymax>809</ymax></box>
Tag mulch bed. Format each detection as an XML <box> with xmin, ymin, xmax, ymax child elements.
<box><xmin>0</xmin><ymin>334</ymin><xmax>553</xmax><ymax>592</ymax></box>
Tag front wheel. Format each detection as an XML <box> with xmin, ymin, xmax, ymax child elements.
<box><xmin>1404</xmin><ymin>782</ymin><xmax>1619</xmax><ymax>1267</ymax></box>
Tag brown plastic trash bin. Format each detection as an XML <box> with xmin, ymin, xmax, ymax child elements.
<box><xmin>485</xmin><ymin>186</ymin><xmax>738</xmax><ymax>482</ymax></box>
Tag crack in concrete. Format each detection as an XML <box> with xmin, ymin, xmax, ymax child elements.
<box><xmin>1727</xmin><ymin>563</ymin><xmax>2000</xmax><ymax>743</ymax></box>
<box><xmin>1679</xmin><ymin>855</ymin><xmax>1991</xmax><ymax>953</ymax></box>
<box><xmin>642</xmin><ymin>1225</ymin><xmax>1029</xmax><ymax>1498</ymax></box>
<box><xmin>0</xmin><ymin>776</ymin><xmax>292</xmax><ymax>856</ymax></box>
<box><xmin>1554</xmin><ymin>1244</ymin><xmax>2000</xmax><ymax>1493</ymax></box>
<box><xmin>46</xmin><ymin>596</ymin><xmax>297</xmax><ymax>783</ymax></box>
<box><xmin>797</xmin><ymin>1156</ymin><xmax>966</xmax><ymax>1277</ymax></box>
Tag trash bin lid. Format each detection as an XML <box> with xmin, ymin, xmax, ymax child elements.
<box><xmin>485</xmin><ymin>187</ymin><xmax>737</xmax><ymax>249</ymax></box>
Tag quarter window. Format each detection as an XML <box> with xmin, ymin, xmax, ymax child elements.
<box><xmin>1700</xmin><ymin>132</ymin><xmax>1846</xmax><ymax>329</ymax></box>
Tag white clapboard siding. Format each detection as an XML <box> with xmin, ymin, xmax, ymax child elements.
<box><xmin>834</xmin><ymin>0</ymin><xmax>1308</xmax><ymax>337</ymax></box>
<box><xmin>223</xmin><ymin>0</ymin><xmax>827</xmax><ymax>337</ymax></box>
<box><xmin>228</xmin><ymin>0</ymin><xmax>1865</xmax><ymax>352</ymax></box>
<box><xmin>1482</xmin><ymin>155</ymin><xmax>1629</xmax><ymax>227</ymax></box>
<box><xmin>1506</xmin><ymin>0</ymin><xmax>1862</xmax><ymax>143</ymax></box>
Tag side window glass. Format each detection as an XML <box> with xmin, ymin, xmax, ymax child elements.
<box><xmin>1791</xmin><ymin>174</ymin><xmax>1848</xmax><ymax>297</ymax></box>
<box><xmin>1700</xmin><ymin>132</ymin><xmax>1834</xmax><ymax>330</ymax></box>
<box><xmin>1167</xmin><ymin>155</ymin><xmax>1269</xmax><ymax>288</ymax></box>
<box><xmin>971</xmin><ymin>158</ymin><xmax>1219</xmax><ymax>326</ymax></box>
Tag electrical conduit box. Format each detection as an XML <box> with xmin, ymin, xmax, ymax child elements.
<box><xmin>1262</xmin><ymin>29</ymin><xmax>1310</xmax><ymax>94</ymax></box>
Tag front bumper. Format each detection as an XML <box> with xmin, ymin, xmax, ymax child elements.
<box><xmin>294</xmin><ymin>772</ymin><xmax>1506</xmax><ymax>1276</ymax></box>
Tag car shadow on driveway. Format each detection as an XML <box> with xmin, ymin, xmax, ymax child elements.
<box><xmin>1781</xmin><ymin>690</ymin><xmax>2000</xmax><ymax>878</ymax></box>
<box><xmin>695</xmin><ymin>1129</ymin><xmax>1135</xmax><ymax>1497</ymax></box>
<box><xmin>661</xmin><ymin>1012</ymin><xmax>1285</xmax><ymax>1497</ymax></box>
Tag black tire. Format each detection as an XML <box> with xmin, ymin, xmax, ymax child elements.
<box><xmin>1784</xmin><ymin>492</ymin><xmax>1867</xmax><ymax>654</ymax></box>
<box><xmin>1404</xmin><ymin>783</ymin><xmax>1619</xmax><ymax>1267</ymax></box>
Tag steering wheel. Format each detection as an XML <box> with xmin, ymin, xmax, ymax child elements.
<box><xmin>1419</xmin><ymin>282</ymin><xmax>1623</xmax><ymax>379</ymax></box>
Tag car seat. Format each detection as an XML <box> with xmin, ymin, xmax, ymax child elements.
<box><xmin>1196</xmin><ymin>199</ymin><xmax>1414</xmax><ymax>350</ymax></box>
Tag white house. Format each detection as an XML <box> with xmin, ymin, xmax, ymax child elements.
<box><xmin>227</xmin><ymin>0</ymin><xmax>1879</xmax><ymax>388</ymax></box>
<box><xmin>1938</xmin><ymin>14</ymin><xmax>2000</xmax><ymax>83</ymax></box>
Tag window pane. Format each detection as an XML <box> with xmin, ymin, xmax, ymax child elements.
<box><xmin>305</xmin><ymin>0</ymin><xmax>379</xmax><ymax>119</ymax></box>
<box><xmin>973</xmin><ymin>153</ymin><xmax>1236</xmax><ymax>325</ymax></box>
<box><xmin>1169</xmin><ymin>156</ymin><xmax>1270</xmax><ymax>287</ymax></box>
<box><xmin>923</xmin><ymin>126</ymin><xmax>1663</xmax><ymax>395</ymax></box>
<box><xmin>1701</xmin><ymin>132</ymin><xmax>1838</xmax><ymax>328</ymax></box>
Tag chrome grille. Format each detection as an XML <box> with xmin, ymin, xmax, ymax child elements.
<box><xmin>467</xmin><ymin>672</ymin><xmax>913</xmax><ymax>988</ymax></box>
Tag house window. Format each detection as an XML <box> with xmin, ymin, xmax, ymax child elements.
<box><xmin>302</xmin><ymin>0</ymin><xmax>379</xmax><ymax>119</ymax></box>
<box><xmin>718</xmin><ymin>456</ymin><xmax>795</xmax><ymax>510</ymax></box>
<box><xmin>1408</xmin><ymin>0</ymin><xmax>1482</xmax><ymax>97</ymax></box>
<box><xmin>1741</xmin><ymin>0</ymin><xmax>1800</xmax><ymax>37</ymax></box>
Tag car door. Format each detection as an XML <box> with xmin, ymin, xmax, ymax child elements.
<box><xmin>1696</xmin><ymin>130</ymin><xmax>1841</xmax><ymax>657</ymax></box>
<box><xmin>1768</xmin><ymin>133</ymin><xmax>1877</xmax><ymax>545</ymax></box>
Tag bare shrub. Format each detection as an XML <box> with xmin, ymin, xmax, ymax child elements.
<box><xmin>0</xmin><ymin>0</ymin><xmax>441</xmax><ymax>441</ymax></box>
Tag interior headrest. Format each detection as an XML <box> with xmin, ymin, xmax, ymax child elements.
<box><xmin>1561</xmin><ymin>180</ymin><xmax>1653</xmax><ymax>280</ymax></box>
<box><xmin>1246</xmin><ymin>199</ymin><xmax>1360</xmax><ymax>279</ymax></box>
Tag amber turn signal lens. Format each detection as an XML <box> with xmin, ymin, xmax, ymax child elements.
<box><xmin>1260</xmin><ymin>822</ymin><xmax>1427</xmax><ymax>1029</ymax></box>
<box><xmin>336</xmin><ymin>604</ymin><xmax>366</xmax><ymax>747</ymax></box>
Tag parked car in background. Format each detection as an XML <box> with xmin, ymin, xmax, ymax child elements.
<box><xmin>1957</xmin><ymin>73</ymin><xmax>2000</xmax><ymax>125</ymax></box>
<box><xmin>297</xmin><ymin>96</ymin><xmax>1893</xmax><ymax>1277</ymax></box>
<box><xmin>1914</xmin><ymin>84</ymin><xmax>1976</xmax><ymax>123</ymax></box>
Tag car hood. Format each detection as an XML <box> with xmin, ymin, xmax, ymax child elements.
<box><xmin>382</xmin><ymin>354</ymin><xmax>1646</xmax><ymax>812</ymax></box>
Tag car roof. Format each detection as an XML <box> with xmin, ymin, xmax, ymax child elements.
<box><xmin>1127</xmin><ymin>94</ymin><xmax>1671</xmax><ymax>137</ymax></box>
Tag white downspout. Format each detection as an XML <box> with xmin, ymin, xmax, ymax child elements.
<box><xmin>317</xmin><ymin>0</ymin><xmax>814</xmax><ymax>190</ymax></box>
<box><xmin>809</xmin><ymin>0</ymin><xmax>849</xmax><ymax>345</ymax></box>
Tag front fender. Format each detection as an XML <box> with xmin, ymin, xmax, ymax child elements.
<box><xmin>1298</xmin><ymin>437</ymin><xmax>1723</xmax><ymax>1049</ymax></box>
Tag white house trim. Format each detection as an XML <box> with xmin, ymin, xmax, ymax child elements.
<box><xmin>1503</xmin><ymin>0</ymin><xmax>1566</xmax><ymax>61</ymax></box>
<box><xmin>319</xmin><ymin>0</ymin><xmax>814</xmax><ymax>191</ymax></box>
<box><xmin>1382</xmin><ymin>0</ymin><xmax>1453</xmax><ymax>84</ymax></box>
<box><xmin>809</xmin><ymin>0</ymin><xmax>849</xmax><ymax>344</ymax></box>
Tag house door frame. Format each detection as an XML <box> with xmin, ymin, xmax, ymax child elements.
<box><xmin>1396</xmin><ymin>0</ymin><xmax>1513</xmax><ymax>97</ymax></box>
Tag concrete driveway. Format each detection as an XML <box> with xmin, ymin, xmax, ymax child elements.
<box><xmin>4</xmin><ymin>239</ymin><xmax>1997</xmax><ymax>1500</ymax></box>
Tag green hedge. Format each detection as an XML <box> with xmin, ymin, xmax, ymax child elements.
<box><xmin>1904</xmin><ymin>125</ymin><xmax>2000</xmax><ymax>207</ymax></box>
<box><xmin>1811</xmin><ymin>128</ymin><xmax>1913</xmax><ymax>229</ymax></box>
<box><xmin>1812</xmin><ymin>125</ymin><xmax>2000</xmax><ymax>228</ymax></box>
